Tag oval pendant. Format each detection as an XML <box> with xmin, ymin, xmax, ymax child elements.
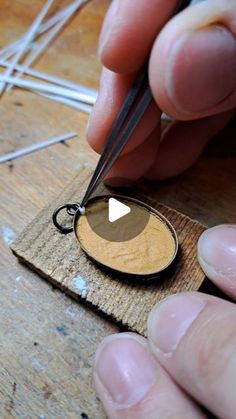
<box><xmin>74</xmin><ymin>195</ymin><xmax>178</xmax><ymax>279</ymax></box>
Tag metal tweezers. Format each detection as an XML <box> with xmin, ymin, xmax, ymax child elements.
<box><xmin>80</xmin><ymin>0</ymin><xmax>192</xmax><ymax>208</ymax></box>
<box><xmin>80</xmin><ymin>67</ymin><xmax>152</xmax><ymax>207</ymax></box>
<box><xmin>53</xmin><ymin>0</ymin><xmax>191</xmax><ymax>232</ymax></box>
<box><xmin>52</xmin><ymin>67</ymin><xmax>152</xmax><ymax>232</ymax></box>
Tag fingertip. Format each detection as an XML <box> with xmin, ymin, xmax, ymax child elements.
<box><xmin>94</xmin><ymin>332</ymin><xmax>147</xmax><ymax>369</ymax></box>
<box><xmin>98</xmin><ymin>0</ymin><xmax>137</xmax><ymax>73</ymax></box>
<box><xmin>87</xmin><ymin>66</ymin><xmax>161</xmax><ymax>157</ymax></box>
<box><xmin>98</xmin><ymin>0</ymin><xmax>146</xmax><ymax>73</ymax></box>
<box><xmin>93</xmin><ymin>332</ymin><xmax>158</xmax><ymax>408</ymax></box>
<box><xmin>93</xmin><ymin>331</ymin><xmax>204</xmax><ymax>419</ymax></box>
<box><xmin>166</xmin><ymin>27</ymin><xmax>236</xmax><ymax>116</ymax></box>
<box><xmin>147</xmin><ymin>290</ymin><xmax>236</xmax><ymax>419</ymax></box>
<box><xmin>86</xmin><ymin>69</ymin><xmax>136</xmax><ymax>154</ymax></box>
<box><xmin>98</xmin><ymin>0</ymin><xmax>182</xmax><ymax>74</ymax></box>
<box><xmin>149</xmin><ymin>5</ymin><xmax>236</xmax><ymax>119</ymax></box>
<box><xmin>148</xmin><ymin>293</ymin><xmax>206</xmax><ymax>356</ymax></box>
<box><xmin>198</xmin><ymin>225</ymin><xmax>236</xmax><ymax>299</ymax></box>
<box><xmin>99</xmin><ymin>38</ymin><xmax>143</xmax><ymax>74</ymax></box>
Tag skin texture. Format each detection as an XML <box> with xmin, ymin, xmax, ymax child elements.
<box><xmin>93</xmin><ymin>225</ymin><xmax>236</xmax><ymax>419</ymax></box>
<box><xmin>87</xmin><ymin>0</ymin><xmax>236</xmax><ymax>181</ymax></box>
<box><xmin>89</xmin><ymin>1</ymin><xmax>236</xmax><ymax>417</ymax></box>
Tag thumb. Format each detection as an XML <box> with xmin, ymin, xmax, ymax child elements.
<box><xmin>198</xmin><ymin>224</ymin><xmax>236</xmax><ymax>300</ymax></box>
<box><xmin>148</xmin><ymin>292</ymin><xmax>236</xmax><ymax>419</ymax></box>
<box><xmin>149</xmin><ymin>0</ymin><xmax>236</xmax><ymax>120</ymax></box>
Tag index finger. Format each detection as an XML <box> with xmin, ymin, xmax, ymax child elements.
<box><xmin>99</xmin><ymin>0</ymin><xmax>179</xmax><ymax>73</ymax></box>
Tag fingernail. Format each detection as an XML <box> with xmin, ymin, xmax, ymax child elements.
<box><xmin>198</xmin><ymin>225</ymin><xmax>236</xmax><ymax>280</ymax></box>
<box><xmin>99</xmin><ymin>0</ymin><xmax>119</xmax><ymax>55</ymax></box>
<box><xmin>166</xmin><ymin>26</ymin><xmax>236</xmax><ymax>113</ymax></box>
<box><xmin>94</xmin><ymin>335</ymin><xmax>158</xmax><ymax>407</ymax></box>
<box><xmin>148</xmin><ymin>294</ymin><xmax>205</xmax><ymax>355</ymax></box>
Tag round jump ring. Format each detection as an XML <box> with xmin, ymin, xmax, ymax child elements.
<box><xmin>52</xmin><ymin>203</ymin><xmax>79</xmax><ymax>234</ymax></box>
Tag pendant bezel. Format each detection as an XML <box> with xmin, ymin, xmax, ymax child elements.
<box><xmin>73</xmin><ymin>194</ymin><xmax>179</xmax><ymax>280</ymax></box>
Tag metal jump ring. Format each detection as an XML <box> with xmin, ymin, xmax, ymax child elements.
<box><xmin>52</xmin><ymin>203</ymin><xmax>80</xmax><ymax>234</ymax></box>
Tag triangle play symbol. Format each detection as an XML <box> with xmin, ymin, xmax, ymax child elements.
<box><xmin>108</xmin><ymin>198</ymin><xmax>131</xmax><ymax>223</ymax></box>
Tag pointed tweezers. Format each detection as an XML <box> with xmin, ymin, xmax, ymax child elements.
<box><xmin>80</xmin><ymin>0</ymin><xmax>192</xmax><ymax>208</ymax></box>
<box><xmin>81</xmin><ymin>68</ymin><xmax>152</xmax><ymax>207</ymax></box>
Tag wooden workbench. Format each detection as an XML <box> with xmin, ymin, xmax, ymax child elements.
<box><xmin>0</xmin><ymin>1</ymin><xmax>235</xmax><ymax>418</ymax></box>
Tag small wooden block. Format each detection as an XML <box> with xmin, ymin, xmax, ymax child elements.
<box><xmin>11</xmin><ymin>167</ymin><xmax>206</xmax><ymax>336</ymax></box>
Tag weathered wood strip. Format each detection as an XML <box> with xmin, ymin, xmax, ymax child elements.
<box><xmin>11</xmin><ymin>167</ymin><xmax>206</xmax><ymax>336</ymax></box>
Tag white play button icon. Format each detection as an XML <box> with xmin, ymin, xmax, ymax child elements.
<box><xmin>85</xmin><ymin>196</ymin><xmax>150</xmax><ymax>241</ymax></box>
<box><xmin>108</xmin><ymin>198</ymin><xmax>131</xmax><ymax>223</ymax></box>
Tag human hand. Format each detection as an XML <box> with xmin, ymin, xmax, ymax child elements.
<box><xmin>87</xmin><ymin>0</ymin><xmax>236</xmax><ymax>182</ymax></box>
<box><xmin>93</xmin><ymin>224</ymin><xmax>236</xmax><ymax>418</ymax></box>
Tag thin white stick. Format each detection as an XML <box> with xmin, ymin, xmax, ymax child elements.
<box><xmin>11</xmin><ymin>0</ymin><xmax>86</xmax><ymax>87</ymax></box>
<box><xmin>0</xmin><ymin>4</ymin><xmax>75</xmax><ymax>63</ymax></box>
<box><xmin>0</xmin><ymin>1</ymin><xmax>74</xmax><ymax>59</ymax></box>
<box><xmin>0</xmin><ymin>75</ymin><xmax>95</xmax><ymax>105</ymax></box>
<box><xmin>2</xmin><ymin>0</ymin><xmax>55</xmax><ymax>94</ymax></box>
<box><xmin>3</xmin><ymin>0</ymin><xmax>54</xmax><ymax>94</ymax></box>
<box><xmin>39</xmin><ymin>91</ymin><xmax>169</xmax><ymax>119</ymax></box>
<box><xmin>0</xmin><ymin>59</ymin><xmax>97</xmax><ymax>97</ymax></box>
<box><xmin>0</xmin><ymin>132</ymin><xmax>77</xmax><ymax>164</ymax></box>
<box><xmin>38</xmin><ymin>92</ymin><xmax>92</xmax><ymax>113</ymax></box>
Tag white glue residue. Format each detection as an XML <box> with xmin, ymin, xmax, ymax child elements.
<box><xmin>78</xmin><ymin>206</ymin><xmax>86</xmax><ymax>215</ymax></box>
<box><xmin>0</xmin><ymin>225</ymin><xmax>16</xmax><ymax>245</ymax></box>
<box><xmin>72</xmin><ymin>276</ymin><xmax>88</xmax><ymax>298</ymax></box>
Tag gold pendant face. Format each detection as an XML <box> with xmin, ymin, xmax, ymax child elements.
<box><xmin>74</xmin><ymin>195</ymin><xmax>178</xmax><ymax>279</ymax></box>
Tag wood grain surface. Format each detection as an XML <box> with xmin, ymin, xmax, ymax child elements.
<box><xmin>0</xmin><ymin>1</ymin><xmax>235</xmax><ymax>418</ymax></box>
